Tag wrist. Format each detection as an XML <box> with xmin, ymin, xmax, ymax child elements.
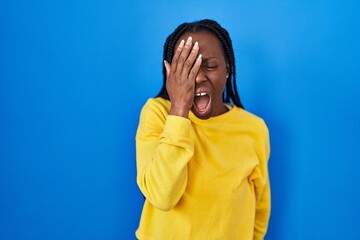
<box><xmin>169</xmin><ymin>104</ymin><xmax>190</xmax><ymax>118</ymax></box>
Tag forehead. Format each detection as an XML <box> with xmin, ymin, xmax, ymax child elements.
<box><xmin>175</xmin><ymin>31</ymin><xmax>225</xmax><ymax>59</ymax></box>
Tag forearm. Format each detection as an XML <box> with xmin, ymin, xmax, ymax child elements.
<box><xmin>136</xmin><ymin>115</ymin><xmax>194</xmax><ymax>211</ymax></box>
<box><xmin>253</xmin><ymin>178</ymin><xmax>271</xmax><ymax>240</ymax></box>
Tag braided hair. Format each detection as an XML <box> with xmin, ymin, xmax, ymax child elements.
<box><xmin>156</xmin><ymin>19</ymin><xmax>244</xmax><ymax>108</ymax></box>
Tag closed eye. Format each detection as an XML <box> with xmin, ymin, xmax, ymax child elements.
<box><xmin>202</xmin><ymin>64</ymin><xmax>218</xmax><ymax>70</ymax></box>
<box><xmin>201</xmin><ymin>58</ymin><xmax>219</xmax><ymax>70</ymax></box>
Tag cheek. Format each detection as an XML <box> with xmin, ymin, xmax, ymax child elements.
<box><xmin>218</xmin><ymin>70</ymin><xmax>228</xmax><ymax>86</ymax></box>
<box><xmin>211</xmin><ymin>72</ymin><xmax>227</xmax><ymax>94</ymax></box>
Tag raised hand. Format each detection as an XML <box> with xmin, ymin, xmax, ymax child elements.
<box><xmin>164</xmin><ymin>36</ymin><xmax>203</xmax><ymax>118</ymax></box>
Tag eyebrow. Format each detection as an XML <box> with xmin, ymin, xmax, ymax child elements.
<box><xmin>201</xmin><ymin>57</ymin><xmax>218</xmax><ymax>62</ymax></box>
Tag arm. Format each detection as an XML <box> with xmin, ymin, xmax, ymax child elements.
<box><xmin>136</xmin><ymin>36</ymin><xmax>202</xmax><ymax>211</ymax></box>
<box><xmin>136</xmin><ymin>101</ymin><xmax>194</xmax><ymax>211</ymax></box>
<box><xmin>253</xmin><ymin>174</ymin><xmax>271</xmax><ymax>240</ymax></box>
<box><xmin>252</xmin><ymin>121</ymin><xmax>271</xmax><ymax>240</ymax></box>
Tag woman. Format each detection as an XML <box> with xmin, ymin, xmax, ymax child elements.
<box><xmin>135</xmin><ymin>19</ymin><xmax>271</xmax><ymax>240</ymax></box>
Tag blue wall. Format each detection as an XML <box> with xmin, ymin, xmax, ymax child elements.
<box><xmin>1</xmin><ymin>1</ymin><xmax>359</xmax><ymax>239</ymax></box>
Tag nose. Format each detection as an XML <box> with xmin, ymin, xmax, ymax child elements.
<box><xmin>195</xmin><ymin>69</ymin><xmax>206</xmax><ymax>84</ymax></box>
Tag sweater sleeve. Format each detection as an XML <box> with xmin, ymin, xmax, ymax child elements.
<box><xmin>252</xmin><ymin>120</ymin><xmax>271</xmax><ymax>240</ymax></box>
<box><xmin>135</xmin><ymin>100</ymin><xmax>194</xmax><ymax>211</ymax></box>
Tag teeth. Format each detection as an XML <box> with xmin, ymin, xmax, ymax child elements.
<box><xmin>196</xmin><ymin>93</ymin><xmax>207</xmax><ymax>97</ymax></box>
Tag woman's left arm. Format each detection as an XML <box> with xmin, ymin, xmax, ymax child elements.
<box><xmin>253</xmin><ymin>121</ymin><xmax>271</xmax><ymax>240</ymax></box>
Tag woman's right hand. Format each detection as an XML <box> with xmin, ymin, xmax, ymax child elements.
<box><xmin>164</xmin><ymin>36</ymin><xmax>203</xmax><ymax>118</ymax></box>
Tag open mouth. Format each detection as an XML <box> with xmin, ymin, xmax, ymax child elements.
<box><xmin>193</xmin><ymin>92</ymin><xmax>211</xmax><ymax>116</ymax></box>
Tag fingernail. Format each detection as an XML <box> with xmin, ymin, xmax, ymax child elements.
<box><xmin>187</xmin><ymin>36</ymin><xmax>192</xmax><ymax>43</ymax></box>
<box><xmin>193</xmin><ymin>41</ymin><xmax>198</xmax><ymax>49</ymax></box>
<box><xmin>179</xmin><ymin>39</ymin><xmax>185</xmax><ymax>48</ymax></box>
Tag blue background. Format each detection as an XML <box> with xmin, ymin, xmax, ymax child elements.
<box><xmin>1</xmin><ymin>0</ymin><xmax>359</xmax><ymax>239</ymax></box>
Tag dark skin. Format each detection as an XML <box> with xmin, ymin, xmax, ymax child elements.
<box><xmin>164</xmin><ymin>31</ymin><xmax>230</xmax><ymax>119</ymax></box>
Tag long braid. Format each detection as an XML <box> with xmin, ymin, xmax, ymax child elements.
<box><xmin>156</xmin><ymin>19</ymin><xmax>244</xmax><ymax>109</ymax></box>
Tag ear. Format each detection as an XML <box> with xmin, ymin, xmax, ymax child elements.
<box><xmin>226</xmin><ymin>62</ymin><xmax>230</xmax><ymax>79</ymax></box>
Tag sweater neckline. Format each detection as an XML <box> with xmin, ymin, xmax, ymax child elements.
<box><xmin>189</xmin><ymin>103</ymin><xmax>239</xmax><ymax>125</ymax></box>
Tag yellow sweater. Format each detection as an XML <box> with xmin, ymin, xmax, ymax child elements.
<box><xmin>135</xmin><ymin>97</ymin><xmax>271</xmax><ymax>240</ymax></box>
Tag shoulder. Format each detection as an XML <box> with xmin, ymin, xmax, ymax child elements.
<box><xmin>142</xmin><ymin>97</ymin><xmax>170</xmax><ymax>112</ymax></box>
<box><xmin>234</xmin><ymin>107</ymin><xmax>268</xmax><ymax>129</ymax></box>
<box><xmin>232</xmin><ymin>107</ymin><xmax>270</xmax><ymax>162</ymax></box>
<box><xmin>138</xmin><ymin>97</ymin><xmax>171</xmax><ymax>126</ymax></box>
<box><xmin>229</xmin><ymin>106</ymin><xmax>269</xmax><ymax>142</ymax></box>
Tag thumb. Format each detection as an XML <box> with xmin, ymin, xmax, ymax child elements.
<box><xmin>164</xmin><ymin>60</ymin><xmax>171</xmax><ymax>77</ymax></box>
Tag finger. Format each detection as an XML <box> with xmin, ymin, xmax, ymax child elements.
<box><xmin>188</xmin><ymin>54</ymin><xmax>202</xmax><ymax>81</ymax></box>
<box><xmin>164</xmin><ymin>60</ymin><xmax>171</xmax><ymax>77</ymax></box>
<box><xmin>174</xmin><ymin>36</ymin><xmax>193</xmax><ymax>75</ymax></box>
<box><xmin>181</xmin><ymin>41</ymin><xmax>200</xmax><ymax>77</ymax></box>
<box><xmin>170</xmin><ymin>39</ymin><xmax>185</xmax><ymax>74</ymax></box>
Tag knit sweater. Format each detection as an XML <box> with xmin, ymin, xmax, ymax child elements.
<box><xmin>135</xmin><ymin>97</ymin><xmax>271</xmax><ymax>240</ymax></box>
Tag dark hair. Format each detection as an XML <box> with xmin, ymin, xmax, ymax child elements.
<box><xmin>156</xmin><ymin>19</ymin><xmax>244</xmax><ymax>108</ymax></box>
